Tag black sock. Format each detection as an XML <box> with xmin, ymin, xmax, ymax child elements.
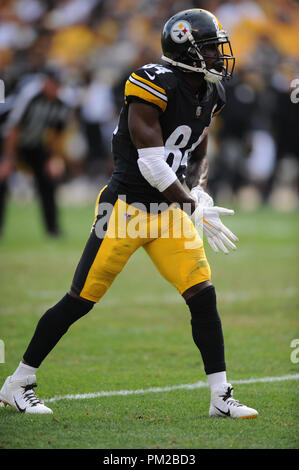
<box><xmin>23</xmin><ymin>294</ymin><xmax>94</xmax><ymax>367</ymax></box>
<box><xmin>186</xmin><ymin>286</ymin><xmax>226</xmax><ymax>375</ymax></box>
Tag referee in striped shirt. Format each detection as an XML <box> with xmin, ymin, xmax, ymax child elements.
<box><xmin>0</xmin><ymin>67</ymin><xmax>70</xmax><ymax>237</ymax></box>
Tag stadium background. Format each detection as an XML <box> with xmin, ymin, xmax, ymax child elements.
<box><xmin>0</xmin><ymin>0</ymin><xmax>298</xmax><ymax>213</ymax></box>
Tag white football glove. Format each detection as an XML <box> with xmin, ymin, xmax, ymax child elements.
<box><xmin>190</xmin><ymin>186</ymin><xmax>238</xmax><ymax>254</ymax></box>
<box><xmin>190</xmin><ymin>185</ymin><xmax>214</xmax><ymax>207</ymax></box>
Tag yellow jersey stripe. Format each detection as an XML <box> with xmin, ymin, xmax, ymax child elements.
<box><xmin>131</xmin><ymin>73</ymin><xmax>167</xmax><ymax>96</ymax></box>
<box><xmin>129</xmin><ymin>76</ymin><xmax>167</xmax><ymax>102</ymax></box>
<box><xmin>125</xmin><ymin>80</ymin><xmax>167</xmax><ymax>112</ymax></box>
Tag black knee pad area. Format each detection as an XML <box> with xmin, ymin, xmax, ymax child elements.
<box><xmin>186</xmin><ymin>286</ymin><xmax>219</xmax><ymax>324</ymax></box>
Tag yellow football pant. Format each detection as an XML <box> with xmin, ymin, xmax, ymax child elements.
<box><xmin>71</xmin><ymin>186</ymin><xmax>211</xmax><ymax>302</ymax></box>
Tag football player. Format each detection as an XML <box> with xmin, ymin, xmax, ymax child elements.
<box><xmin>0</xmin><ymin>9</ymin><xmax>258</xmax><ymax>418</ymax></box>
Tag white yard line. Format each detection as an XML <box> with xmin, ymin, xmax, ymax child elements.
<box><xmin>45</xmin><ymin>373</ymin><xmax>299</xmax><ymax>403</ymax></box>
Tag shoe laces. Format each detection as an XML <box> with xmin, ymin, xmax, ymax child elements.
<box><xmin>220</xmin><ymin>386</ymin><xmax>243</xmax><ymax>407</ymax></box>
<box><xmin>22</xmin><ymin>383</ymin><xmax>43</xmax><ymax>407</ymax></box>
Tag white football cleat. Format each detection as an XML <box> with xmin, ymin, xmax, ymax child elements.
<box><xmin>209</xmin><ymin>383</ymin><xmax>258</xmax><ymax>419</ymax></box>
<box><xmin>0</xmin><ymin>375</ymin><xmax>53</xmax><ymax>414</ymax></box>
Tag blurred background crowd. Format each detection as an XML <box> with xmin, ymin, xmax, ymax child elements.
<box><xmin>0</xmin><ymin>0</ymin><xmax>298</xmax><ymax>236</ymax></box>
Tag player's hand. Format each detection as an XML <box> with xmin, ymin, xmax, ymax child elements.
<box><xmin>190</xmin><ymin>185</ymin><xmax>214</xmax><ymax>207</ymax></box>
<box><xmin>192</xmin><ymin>205</ymin><xmax>239</xmax><ymax>254</ymax></box>
<box><xmin>45</xmin><ymin>155</ymin><xmax>65</xmax><ymax>180</ymax></box>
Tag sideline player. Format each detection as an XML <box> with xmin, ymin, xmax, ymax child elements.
<box><xmin>0</xmin><ymin>9</ymin><xmax>258</xmax><ymax>419</ymax></box>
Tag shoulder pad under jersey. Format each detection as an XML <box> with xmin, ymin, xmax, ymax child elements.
<box><xmin>124</xmin><ymin>63</ymin><xmax>176</xmax><ymax>113</ymax></box>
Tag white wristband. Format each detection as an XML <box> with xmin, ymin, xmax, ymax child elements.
<box><xmin>137</xmin><ymin>146</ymin><xmax>177</xmax><ymax>192</ymax></box>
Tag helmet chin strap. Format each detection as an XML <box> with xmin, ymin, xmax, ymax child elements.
<box><xmin>203</xmin><ymin>70</ymin><xmax>223</xmax><ymax>83</ymax></box>
<box><xmin>161</xmin><ymin>55</ymin><xmax>223</xmax><ymax>83</ymax></box>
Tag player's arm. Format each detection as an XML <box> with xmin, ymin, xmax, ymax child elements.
<box><xmin>185</xmin><ymin>134</ymin><xmax>209</xmax><ymax>191</ymax></box>
<box><xmin>128</xmin><ymin>101</ymin><xmax>196</xmax><ymax>212</ymax></box>
<box><xmin>185</xmin><ymin>134</ymin><xmax>214</xmax><ymax>207</ymax></box>
<box><xmin>186</xmin><ymin>85</ymin><xmax>226</xmax><ymax>199</ymax></box>
<box><xmin>184</xmin><ymin>128</ymin><xmax>238</xmax><ymax>254</ymax></box>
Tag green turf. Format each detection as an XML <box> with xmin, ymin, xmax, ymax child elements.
<box><xmin>0</xmin><ymin>201</ymin><xmax>298</xmax><ymax>449</ymax></box>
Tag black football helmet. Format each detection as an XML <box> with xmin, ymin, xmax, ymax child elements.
<box><xmin>161</xmin><ymin>9</ymin><xmax>235</xmax><ymax>83</ymax></box>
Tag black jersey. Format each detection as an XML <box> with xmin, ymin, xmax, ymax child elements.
<box><xmin>109</xmin><ymin>63</ymin><xmax>225</xmax><ymax>207</ymax></box>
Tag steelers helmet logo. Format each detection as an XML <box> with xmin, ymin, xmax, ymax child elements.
<box><xmin>170</xmin><ymin>20</ymin><xmax>191</xmax><ymax>43</ymax></box>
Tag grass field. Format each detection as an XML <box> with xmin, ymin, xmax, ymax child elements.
<box><xmin>0</xmin><ymin>201</ymin><xmax>298</xmax><ymax>450</ymax></box>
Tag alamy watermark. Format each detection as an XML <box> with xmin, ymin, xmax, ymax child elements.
<box><xmin>93</xmin><ymin>197</ymin><xmax>203</xmax><ymax>249</ymax></box>
<box><xmin>0</xmin><ymin>340</ymin><xmax>4</xmax><ymax>363</ymax></box>
<box><xmin>290</xmin><ymin>79</ymin><xmax>299</xmax><ymax>104</ymax></box>
<box><xmin>290</xmin><ymin>339</ymin><xmax>299</xmax><ymax>364</ymax></box>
